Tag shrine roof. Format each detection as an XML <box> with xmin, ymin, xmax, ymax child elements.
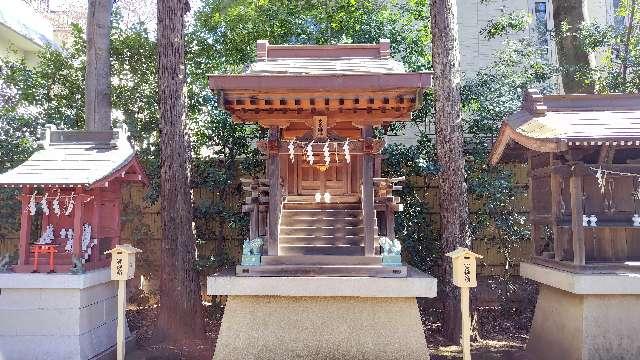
<box><xmin>209</xmin><ymin>39</ymin><xmax>431</xmax><ymax>82</ymax></box>
<box><xmin>0</xmin><ymin>125</ymin><xmax>148</xmax><ymax>188</ymax></box>
<box><xmin>489</xmin><ymin>90</ymin><xmax>640</xmax><ymax>165</ymax></box>
<box><xmin>209</xmin><ymin>40</ymin><xmax>431</xmax><ymax>90</ymax></box>
<box><xmin>208</xmin><ymin>40</ymin><xmax>431</xmax><ymax>126</ymax></box>
<box><xmin>244</xmin><ymin>41</ymin><xmax>407</xmax><ymax>75</ymax></box>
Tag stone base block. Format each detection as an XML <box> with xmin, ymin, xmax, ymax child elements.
<box><xmin>213</xmin><ymin>296</ymin><xmax>429</xmax><ymax>360</ymax></box>
<box><xmin>522</xmin><ymin>263</ymin><xmax>640</xmax><ymax>360</ymax></box>
<box><xmin>0</xmin><ymin>269</ymin><xmax>132</xmax><ymax>360</ymax></box>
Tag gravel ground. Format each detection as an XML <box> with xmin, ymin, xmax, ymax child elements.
<box><xmin>124</xmin><ymin>294</ymin><xmax>536</xmax><ymax>360</ymax></box>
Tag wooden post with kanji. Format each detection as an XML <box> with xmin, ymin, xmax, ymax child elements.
<box><xmin>105</xmin><ymin>244</ymin><xmax>142</xmax><ymax>360</ymax></box>
<box><xmin>446</xmin><ymin>247</ymin><xmax>483</xmax><ymax>360</ymax></box>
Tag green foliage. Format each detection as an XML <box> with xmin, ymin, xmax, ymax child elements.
<box><xmin>186</xmin><ymin>0</ymin><xmax>433</xmax><ymax>270</ymax></box>
<box><xmin>189</xmin><ymin>0</ymin><xmax>431</xmax><ymax>72</ymax></box>
<box><xmin>0</xmin><ymin>0</ymin><xmax>433</xmax><ymax>272</ymax></box>
<box><xmin>0</xmin><ymin>0</ymin><xmax>554</xmax><ymax>280</ymax></box>
<box><xmin>481</xmin><ymin>10</ymin><xmax>531</xmax><ymax>40</ymax></box>
<box><xmin>383</xmin><ymin>21</ymin><xmax>556</xmax><ymax>275</ymax></box>
<box><xmin>0</xmin><ymin>38</ymin><xmax>85</xmax><ymax>241</ymax></box>
<box><xmin>577</xmin><ymin>1</ymin><xmax>640</xmax><ymax>93</ymax></box>
<box><xmin>0</xmin><ymin>10</ymin><xmax>163</xmax><ymax>248</ymax></box>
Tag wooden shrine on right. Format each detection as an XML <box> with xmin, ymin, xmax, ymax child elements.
<box><xmin>490</xmin><ymin>89</ymin><xmax>640</xmax><ymax>360</ymax></box>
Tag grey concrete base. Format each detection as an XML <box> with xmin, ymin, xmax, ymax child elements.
<box><xmin>208</xmin><ymin>266</ymin><xmax>437</xmax><ymax>297</ymax></box>
<box><xmin>0</xmin><ymin>269</ymin><xmax>132</xmax><ymax>360</ymax></box>
<box><xmin>522</xmin><ymin>263</ymin><xmax>640</xmax><ymax>360</ymax></box>
<box><xmin>214</xmin><ymin>295</ymin><xmax>429</xmax><ymax>360</ymax></box>
<box><xmin>520</xmin><ymin>262</ymin><xmax>640</xmax><ymax>294</ymax></box>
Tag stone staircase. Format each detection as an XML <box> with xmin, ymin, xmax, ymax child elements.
<box><xmin>236</xmin><ymin>199</ymin><xmax>408</xmax><ymax>277</ymax></box>
<box><xmin>279</xmin><ymin>202</ymin><xmax>366</xmax><ymax>256</ymax></box>
<box><xmin>236</xmin><ymin>197</ymin><xmax>407</xmax><ymax>277</ymax></box>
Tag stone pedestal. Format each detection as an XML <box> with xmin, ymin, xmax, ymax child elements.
<box><xmin>521</xmin><ymin>262</ymin><xmax>640</xmax><ymax>360</ymax></box>
<box><xmin>0</xmin><ymin>268</ymin><xmax>132</xmax><ymax>360</ymax></box>
<box><xmin>207</xmin><ymin>267</ymin><xmax>436</xmax><ymax>360</ymax></box>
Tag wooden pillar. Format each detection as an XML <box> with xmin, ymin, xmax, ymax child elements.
<box><xmin>385</xmin><ymin>203</ymin><xmax>395</xmax><ymax>241</ymax></box>
<box><xmin>73</xmin><ymin>188</ymin><xmax>84</xmax><ymax>260</ymax></box>
<box><xmin>267</xmin><ymin>126</ymin><xmax>280</xmax><ymax>256</ymax></box>
<box><xmin>250</xmin><ymin>204</ymin><xmax>259</xmax><ymax>240</ymax></box>
<box><xmin>374</xmin><ymin>155</ymin><xmax>382</xmax><ymax>178</ymax></box>
<box><xmin>569</xmin><ymin>166</ymin><xmax>586</xmax><ymax>265</ymax></box>
<box><xmin>113</xmin><ymin>183</ymin><xmax>122</xmax><ymax>248</ymax></box>
<box><xmin>41</xmin><ymin>188</ymin><xmax>51</xmax><ymax>235</ymax></box>
<box><xmin>527</xmin><ymin>153</ymin><xmax>539</xmax><ymax>257</ymax></box>
<box><xmin>18</xmin><ymin>187</ymin><xmax>32</xmax><ymax>265</ymax></box>
<box><xmin>550</xmin><ymin>172</ymin><xmax>564</xmax><ymax>261</ymax></box>
<box><xmin>361</xmin><ymin>126</ymin><xmax>375</xmax><ymax>256</ymax></box>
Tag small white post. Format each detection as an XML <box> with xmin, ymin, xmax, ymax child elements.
<box><xmin>105</xmin><ymin>244</ymin><xmax>142</xmax><ymax>360</ymax></box>
<box><xmin>461</xmin><ymin>287</ymin><xmax>471</xmax><ymax>360</ymax></box>
<box><xmin>117</xmin><ymin>279</ymin><xmax>126</xmax><ymax>360</ymax></box>
<box><xmin>445</xmin><ymin>247</ymin><xmax>483</xmax><ymax>360</ymax></box>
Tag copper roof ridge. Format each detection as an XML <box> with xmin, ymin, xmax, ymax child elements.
<box><xmin>257</xmin><ymin>39</ymin><xmax>391</xmax><ymax>60</ymax></box>
<box><xmin>264</xmin><ymin>43</ymin><xmax>382</xmax><ymax>49</ymax></box>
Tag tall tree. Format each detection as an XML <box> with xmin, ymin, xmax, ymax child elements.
<box><xmin>430</xmin><ymin>0</ymin><xmax>470</xmax><ymax>342</ymax></box>
<box><xmin>85</xmin><ymin>0</ymin><xmax>113</xmax><ymax>130</ymax></box>
<box><xmin>157</xmin><ymin>0</ymin><xmax>204</xmax><ymax>339</ymax></box>
<box><xmin>620</xmin><ymin>0</ymin><xmax>638</xmax><ymax>90</ymax></box>
<box><xmin>553</xmin><ymin>0</ymin><xmax>595</xmax><ymax>94</ymax></box>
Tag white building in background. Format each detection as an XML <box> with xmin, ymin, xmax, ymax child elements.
<box><xmin>0</xmin><ymin>0</ymin><xmax>58</xmax><ymax>66</ymax></box>
<box><xmin>389</xmin><ymin>0</ymin><xmax>626</xmax><ymax>145</ymax></box>
<box><xmin>459</xmin><ymin>0</ymin><xmax>624</xmax><ymax>77</ymax></box>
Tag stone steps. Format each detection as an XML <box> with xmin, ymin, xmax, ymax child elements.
<box><xmin>236</xmin><ymin>264</ymin><xmax>407</xmax><ymax>277</ymax></box>
<box><xmin>280</xmin><ymin>217</ymin><xmax>363</xmax><ymax>227</ymax></box>
<box><xmin>261</xmin><ymin>255</ymin><xmax>382</xmax><ymax>266</ymax></box>
<box><xmin>280</xmin><ymin>235</ymin><xmax>364</xmax><ymax>246</ymax></box>
<box><xmin>277</xmin><ymin>201</ymin><xmax>376</xmax><ymax>256</ymax></box>
<box><xmin>279</xmin><ymin>244</ymin><xmax>364</xmax><ymax>256</ymax></box>
<box><xmin>280</xmin><ymin>226</ymin><xmax>365</xmax><ymax>237</ymax></box>
<box><xmin>280</xmin><ymin>209</ymin><xmax>362</xmax><ymax>220</ymax></box>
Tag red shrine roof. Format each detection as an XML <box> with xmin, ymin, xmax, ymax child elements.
<box><xmin>489</xmin><ymin>90</ymin><xmax>640</xmax><ymax>165</ymax></box>
<box><xmin>0</xmin><ymin>124</ymin><xmax>148</xmax><ymax>188</ymax></box>
<box><xmin>208</xmin><ymin>40</ymin><xmax>432</xmax><ymax>127</ymax></box>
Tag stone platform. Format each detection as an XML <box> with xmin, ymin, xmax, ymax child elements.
<box><xmin>521</xmin><ymin>262</ymin><xmax>640</xmax><ymax>360</ymax></box>
<box><xmin>208</xmin><ymin>267</ymin><xmax>436</xmax><ymax>360</ymax></box>
<box><xmin>0</xmin><ymin>268</ymin><xmax>132</xmax><ymax>360</ymax></box>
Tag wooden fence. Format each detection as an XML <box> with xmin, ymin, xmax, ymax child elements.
<box><xmin>0</xmin><ymin>164</ymin><xmax>530</xmax><ymax>279</ymax></box>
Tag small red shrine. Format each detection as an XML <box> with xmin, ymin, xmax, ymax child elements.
<box><xmin>0</xmin><ymin>124</ymin><xmax>147</xmax><ymax>273</ymax></box>
<box><xmin>209</xmin><ymin>40</ymin><xmax>431</xmax><ymax>277</ymax></box>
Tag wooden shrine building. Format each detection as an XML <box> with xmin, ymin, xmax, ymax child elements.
<box><xmin>209</xmin><ymin>40</ymin><xmax>431</xmax><ymax>277</ymax></box>
<box><xmin>0</xmin><ymin>124</ymin><xmax>147</xmax><ymax>273</ymax></box>
<box><xmin>490</xmin><ymin>90</ymin><xmax>640</xmax><ymax>273</ymax></box>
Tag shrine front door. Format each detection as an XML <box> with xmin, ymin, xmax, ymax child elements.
<box><xmin>297</xmin><ymin>158</ymin><xmax>350</xmax><ymax>196</ymax></box>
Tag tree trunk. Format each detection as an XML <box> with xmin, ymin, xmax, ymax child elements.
<box><xmin>430</xmin><ymin>0</ymin><xmax>471</xmax><ymax>343</ymax></box>
<box><xmin>620</xmin><ymin>0</ymin><xmax>637</xmax><ymax>91</ymax></box>
<box><xmin>157</xmin><ymin>0</ymin><xmax>204</xmax><ymax>340</ymax></box>
<box><xmin>552</xmin><ymin>0</ymin><xmax>595</xmax><ymax>94</ymax></box>
<box><xmin>85</xmin><ymin>0</ymin><xmax>113</xmax><ymax>131</ymax></box>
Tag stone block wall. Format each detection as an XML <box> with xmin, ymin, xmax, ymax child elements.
<box><xmin>0</xmin><ymin>269</ymin><xmax>128</xmax><ymax>360</ymax></box>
